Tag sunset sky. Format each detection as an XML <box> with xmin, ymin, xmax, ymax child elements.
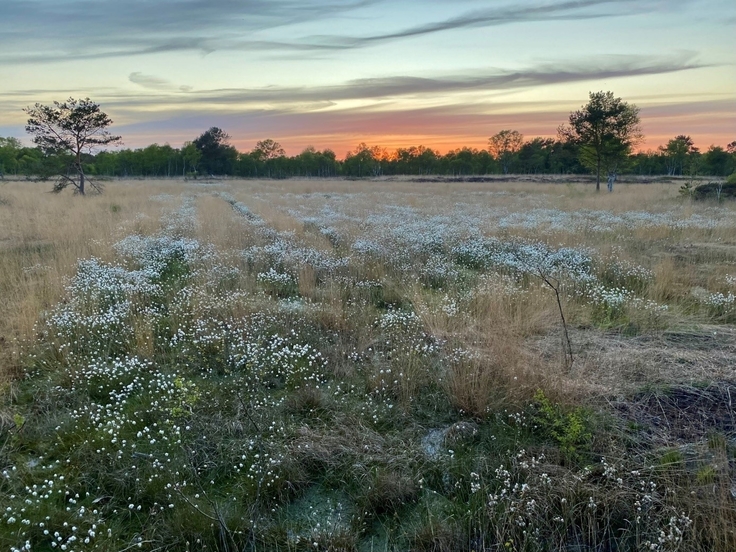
<box><xmin>0</xmin><ymin>0</ymin><xmax>734</xmax><ymax>156</ymax></box>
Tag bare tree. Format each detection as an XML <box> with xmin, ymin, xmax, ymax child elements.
<box><xmin>24</xmin><ymin>98</ymin><xmax>121</xmax><ymax>194</ymax></box>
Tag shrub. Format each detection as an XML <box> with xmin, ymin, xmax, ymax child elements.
<box><xmin>531</xmin><ymin>390</ymin><xmax>593</xmax><ymax>463</ymax></box>
<box><xmin>692</xmin><ymin>180</ymin><xmax>736</xmax><ymax>201</ymax></box>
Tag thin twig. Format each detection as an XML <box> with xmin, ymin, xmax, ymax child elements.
<box><xmin>237</xmin><ymin>393</ymin><xmax>262</xmax><ymax>434</ymax></box>
<box><xmin>181</xmin><ymin>447</ymin><xmax>238</xmax><ymax>552</ymax></box>
<box><xmin>537</xmin><ymin>268</ymin><xmax>574</xmax><ymax>370</ymax></box>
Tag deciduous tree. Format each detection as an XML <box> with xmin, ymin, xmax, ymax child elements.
<box><xmin>659</xmin><ymin>135</ymin><xmax>698</xmax><ymax>176</ymax></box>
<box><xmin>24</xmin><ymin>98</ymin><xmax>121</xmax><ymax>194</ymax></box>
<box><xmin>488</xmin><ymin>130</ymin><xmax>524</xmax><ymax>174</ymax></box>
<box><xmin>251</xmin><ymin>139</ymin><xmax>286</xmax><ymax>161</ymax></box>
<box><xmin>343</xmin><ymin>143</ymin><xmax>380</xmax><ymax>177</ymax></box>
<box><xmin>181</xmin><ymin>142</ymin><xmax>201</xmax><ymax>176</ymax></box>
<box><xmin>702</xmin><ymin>145</ymin><xmax>732</xmax><ymax>176</ymax></box>
<box><xmin>0</xmin><ymin>137</ymin><xmax>22</xmax><ymax>178</ymax></box>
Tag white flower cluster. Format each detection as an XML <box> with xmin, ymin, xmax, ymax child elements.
<box><xmin>257</xmin><ymin>267</ymin><xmax>296</xmax><ymax>287</ymax></box>
<box><xmin>114</xmin><ymin>234</ymin><xmax>209</xmax><ymax>276</ymax></box>
<box><xmin>219</xmin><ymin>192</ymin><xmax>264</xmax><ymax>224</ymax></box>
<box><xmin>703</xmin><ymin>291</ymin><xmax>736</xmax><ymax>312</ymax></box>
<box><xmin>453</xmin><ymin>237</ymin><xmax>594</xmax><ymax>283</ymax></box>
<box><xmin>498</xmin><ymin>207</ymin><xmax>733</xmax><ymax>232</ymax></box>
<box><xmin>245</xmin><ymin>231</ymin><xmax>349</xmax><ymax>283</ymax></box>
<box><xmin>161</xmin><ymin>196</ymin><xmax>198</xmax><ymax>235</ymax></box>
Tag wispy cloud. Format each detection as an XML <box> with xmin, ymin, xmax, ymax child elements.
<box><xmin>2</xmin><ymin>0</ymin><xmax>376</xmax><ymax>33</ymax></box>
<box><xmin>0</xmin><ymin>52</ymin><xmax>708</xmax><ymax>121</ymax></box>
<box><xmin>0</xmin><ymin>0</ymin><xmax>378</xmax><ymax>63</ymax></box>
<box><xmin>128</xmin><ymin>72</ymin><xmax>193</xmax><ymax>93</ymax></box>
<box><xmin>302</xmin><ymin>0</ymin><xmax>658</xmax><ymax>48</ymax></box>
<box><xmin>108</xmin><ymin>53</ymin><xmax>707</xmax><ymax>108</ymax></box>
<box><xmin>0</xmin><ymin>51</ymin><xmax>710</xmax><ymax>126</ymax></box>
<box><xmin>0</xmin><ymin>0</ymin><xmax>695</xmax><ymax>63</ymax></box>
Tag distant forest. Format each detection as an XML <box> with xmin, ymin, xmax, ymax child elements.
<box><xmin>1</xmin><ymin>131</ymin><xmax>734</xmax><ymax>180</ymax></box>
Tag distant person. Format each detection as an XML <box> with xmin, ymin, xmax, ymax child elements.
<box><xmin>607</xmin><ymin>173</ymin><xmax>616</xmax><ymax>192</ymax></box>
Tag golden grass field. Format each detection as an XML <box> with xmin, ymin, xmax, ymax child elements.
<box><xmin>2</xmin><ymin>178</ymin><xmax>735</xmax><ymax>392</ymax></box>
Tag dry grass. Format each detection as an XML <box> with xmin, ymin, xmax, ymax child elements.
<box><xmin>0</xmin><ymin>179</ymin><xmax>332</xmax><ymax>382</ymax></box>
<box><xmin>2</xmin><ymin>177</ymin><xmax>735</xmax><ymax>394</ymax></box>
<box><xmin>0</xmin><ymin>181</ymin><xmax>188</xmax><ymax>384</ymax></box>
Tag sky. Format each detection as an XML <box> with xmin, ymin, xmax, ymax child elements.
<box><xmin>0</xmin><ymin>0</ymin><xmax>734</xmax><ymax>156</ymax></box>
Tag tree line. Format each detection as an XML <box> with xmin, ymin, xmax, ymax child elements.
<box><xmin>4</xmin><ymin>131</ymin><xmax>733</xmax><ymax>180</ymax></box>
<box><xmin>3</xmin><ymin>94</ymin><xmax>734</xmax><ymax>192</ymax></box>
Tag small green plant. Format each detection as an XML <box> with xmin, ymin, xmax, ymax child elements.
<box><xmin>659</xmin><ymin>448</ymin><xmax>683</xmax><ymax>466</ymax></box>
<box><xmin>707</xmin><ymin>432</ymin><xmax>727</xmax><ymax>452</ymax></box>
<box><xmin>170</xmin><ymin>377</ymin><xmax>200</xmax><ymax>418</ymax></box>
<box><xmin>157</xmin><ymin>251</ymin><xmax>190</xmax><ymax>286</ymax></box>
<box><xmin>532</xmin><ymin>390</ymin><xmax>592</xmax><ymax>463</ymax></box>
<box><xmin>696</xmin><ymin>465</ymin><xmax>716</xmax><ymax>485</ymax></box>
<box><xmin>679</xmin><ymin>180</ymin><xmax>695</xmax><ymax>199</ymax></box>
<box><xmin>12</xmin><ymin>412</ymin><xmax>25</xmax><ymax>429</ymax></box>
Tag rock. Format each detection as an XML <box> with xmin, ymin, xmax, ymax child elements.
<box><xmin>421</xmin><ymin>422</ymin><xmax>480</xmax><ymax>458</ymax></box>
<box><xmin>421</xmin><ymin>429</ymin><xmax>445</xmax><ymax>459</ymax></box>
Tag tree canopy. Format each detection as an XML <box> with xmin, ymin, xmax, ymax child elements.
<box><xmin>24</xmin><ymin>97</ymin><xmax>121</xmax><ymax>194</ymax></box>
<box><xmin>559</xmin><ymin>91</ymin><xmax>642</xmax><ymax>191</ymax></box>
<box><xmin>252</xmin><ymin>139</ymin><xmax>286</xmax><ymax>162</ymax></box>
<box><xmin>488</xmin><ymin>130</ymin><xmax>524</xmax><ymax>175</ymax></box>
<box><xmin>659</xmin><ymin>135</ymin><xmax>698</xmax><ymax>176</ymax></box>
<box><xmin>193</xmin><ymin>127</ymin><xmax>238</xmax><ymax>176</ymax></box>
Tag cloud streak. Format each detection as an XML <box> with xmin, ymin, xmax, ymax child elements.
<box><xmin>129</xmin><ymin>72</ymin><xmax>193</xmax><ymax>93</ymax></box>
<box><xmin>0</xmin><ymin>0</ymin><xmax>378</xmax><ymax>63</ymax></box>
<box><xmin>0</xmin><ymin>51</ymin><xmax>711</xmax><ymax>129</ymax></box>
<box><xmin>0</xmin><ymin>0</ymin><xmax>694</xmax><ymax>63</ymax></box>
<box><xmin>106</xmin><ymin>53</ymin><xmax>707</xmax><ymax>109</ymax></box>
<box><xmin>303</xmin><ymin>0</ymin><xmax>659</xmax><ymax>48</ymax></box>
<box><xmin>0</xmin><ymin>53</ymin><xmax>708</xmax><ymax>122</ymax></box>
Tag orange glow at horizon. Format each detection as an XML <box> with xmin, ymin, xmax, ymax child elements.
<box><xmin>228</xmin><ymin>127</ymin><xmax>735</xmax><ymax>159</ymax></box>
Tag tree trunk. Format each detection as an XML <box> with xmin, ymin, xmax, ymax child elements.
<box><xmin>77</xmin><ymin>153</ymin><xmax>85</xmax><ymax>195</ymax></box>
<box><xmin>596</xmin><ymin>156</ymin><xmax>601</xmax><ymax>192</ymax></box>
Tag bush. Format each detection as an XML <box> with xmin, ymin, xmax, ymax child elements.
<box><xmin>692</xmin><ymin>180</ymin><xmax>736</xmax><ymax>201</ymax></box>
<box><xmin>531</xmin><ymin>390</ymin><xmax>593</xmax><ymax>464</ymax></box>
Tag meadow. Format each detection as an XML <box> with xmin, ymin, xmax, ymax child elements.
<box><xmin>1</xmin><ymin>177</ymin><xmax>735</xmax><ymax>551</ymax></box>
